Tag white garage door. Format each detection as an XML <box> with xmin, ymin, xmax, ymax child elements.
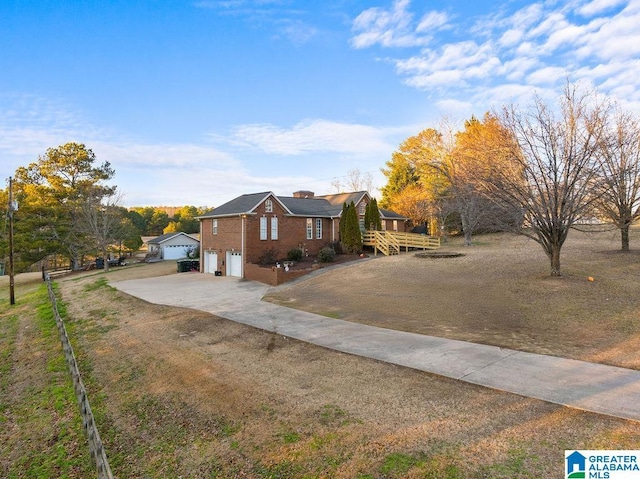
<box><xmin>226</xmin><ymin>251</ymin><xmax>242</xmax><ymax>277</ymax></box>
<box><xmin>163</xmin><ymin>245</ymin><xmax>191</xmax><ymax>260</ymax></box>
<box><xmin>205</xmin><ymin>251</ymin><xmax>218</xmax><ymax>274</ymax></box>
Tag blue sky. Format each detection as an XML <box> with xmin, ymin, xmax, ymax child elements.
<box><xmin>2</xmin><ymin>0</ymin><xmax>639</xmax><ymax>206</ymax></box>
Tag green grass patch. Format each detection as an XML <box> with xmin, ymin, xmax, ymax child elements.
<box><xmin>280</xmin><ymin>430</ymin><xmax>301</xmax><ymax>444</ymax></box>
<box><xmin>0</xmin><ymin>312</ymin><xmax>19</xmax><ymax>423</ymax></box>
<box><xmin>381</xmin><ymin>452</ymin><xmax>424</xmax><ymax>476</ymax></box>
<box><xmin>317</xmin><ymin>403</ymin><xmax>356</xmax><ymax>427</ymax></box>
<box><xmin>83</xmin><ymin>277</ymin><xmax>110</xmax><ymax>292</ymax></box>
<box><xmin>477</xmin><ymin>448</ymin><xmax>534</xmax><ymax>478</ymax></box>
<box><xmin>0</xmin><ymin>284</ymin><xmax>93</xmax><ymax>478</ymax></box>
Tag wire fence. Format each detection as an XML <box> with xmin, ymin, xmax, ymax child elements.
<box><xmin>45</xmin><ymin>274</ymin><xmax>114</xmax><ymax>479</ymax></box>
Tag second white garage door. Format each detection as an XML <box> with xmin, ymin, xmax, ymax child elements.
<box><xmin>163</xmin><ymin>245</ymin><xmax>192</xmax><ymax>260</ymax></box>
<box><xmin>226</xmin><ymin>251</ymin><xmax>242</xmax><ymax>277</ymax></box>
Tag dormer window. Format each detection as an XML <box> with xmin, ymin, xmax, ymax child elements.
<box><xmin>265</xmin><ymin>199</ymin><xmax>273</xmax><ymax>213</ymax></box>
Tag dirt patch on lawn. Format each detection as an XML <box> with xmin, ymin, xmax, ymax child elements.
<box><xmin>42</xmin><ymin>234</ymin><xmax>640</xmax><ymax>478</ymax></box>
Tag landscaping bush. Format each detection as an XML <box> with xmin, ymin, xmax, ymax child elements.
<box><xmin>257</xmin><ymin>248</ymin><xmax>279</xmax><ymax>266</ymax></box>
<box><xmin>317</xmin><ymin>246</ymin><xmax>336</xmax><ymax>263</ymax></box>
<box><xmin>287</xmin><ymin>248</ymin><xmax>303</xmax><ymax>262</ymax></box>
<box><xmin>328</xmin><ymin>240</ymin><xmax>343</xmax><ymax>255</ymax></box>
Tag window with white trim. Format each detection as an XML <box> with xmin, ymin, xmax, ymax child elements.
<box><xmin>271</xmin><ymin>216</ymin><xmax>278</xmax><ymax>240</ymax></box>
<box><xmin>306</xmin><ymin>218</ymin><xmax>313</xmax><ymax>240</ymax></box>
<box><xmin>260</xmin><ymin>216</ymin><xmax>268</xmax><ymax>240</ymax></box>
<box><xmin>359</xmin><ymin>202</ymin><xmax>367</xmax><ymax>215</ymax></box>
<box><xmin>265</xmin><ymin>199</ymin><xmax>273</xmax><ymax>213</ymax></box>
<box><xmin>212</xmin><ymin>219</ymin><xmax>218</xmax><ymax>235</ymax></box>
<box><xmin>315</xmin><ymin>218</ymin><xmax>322</xmax><ymax>239</ymax></box>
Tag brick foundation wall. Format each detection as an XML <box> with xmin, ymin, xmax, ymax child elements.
<box><xmin>244</xmin><ymin>263</ymin><xmax>319</xmax><ymax>286</ymax></box>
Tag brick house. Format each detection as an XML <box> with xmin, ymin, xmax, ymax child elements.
<box><xmin>198</xmin><ymin>190</ymin><xmax>406</xmax><ymax>278</ymax></box>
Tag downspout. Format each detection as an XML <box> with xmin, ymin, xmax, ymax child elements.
<box><xmin>199</xmin><ymin>219</ymin><xmax>203</xmax><ymax>273</ymax></box>
<box><xmin>241</xmin><ymin>214</ymin><xmax>246</xmax><ymax>279</ymax></box>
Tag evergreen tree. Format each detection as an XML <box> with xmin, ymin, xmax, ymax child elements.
<box><xmin>368</xmin><ymin>198</ymin><xmax>382</xmax><ymax>230</ymax></box>
<box><xmin>13</xmin><ymin>142</ymin><xmax>115</xmax><ymax>270</ymax></box>
<box><xmin>339</xmin><ymin>202</ymin><xmax>348</xmax><ymax>241</ymax></box>
<box><xmin>341</xmin><ymin>202</ymin><xmax>362</xmax><ymax>253</ymax></box>
<box><xmin>364</xmin><ymin>201</ymin><xmax>371</xmax><ymax>231</ymax></box>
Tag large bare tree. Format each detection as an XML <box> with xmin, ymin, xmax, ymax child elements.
<box><xmin>592</xmin><ymin>108</ymin><xmax>640</xmax><ymax>250</ymax></box>
<box><xmin>487</xmin><ymin>84</ymin><xmax>609</xmax><ymax>276</ymax></box>
<box><xmin>78</xmin><ymin>189</ymin><xmax>125</xmax><ymax>272</ymax></box>
<box><xmin>331</xmin><ymin>168</ymin><xmax>374</xmax><ymax>194</ymax></box>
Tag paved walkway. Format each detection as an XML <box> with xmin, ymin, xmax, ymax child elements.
<box><xmin>110</xmin><ymin>273</ymin><xmax>640</xmax><ymax>422</ymax></box>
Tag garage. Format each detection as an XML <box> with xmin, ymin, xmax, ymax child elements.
<box><xmin>226</xmin><ymin>251</ymin><xmax>242</xmax><ymax>277</ymax></box>
<box><xmin>146</xmin><ymin>232</ymin><xmax>200</xmax><ymax>261</ymax></box>
<box><xmin>204</xmin><ymin>251</ymin><xmax>218</xmax><ymax>274</ymax></box>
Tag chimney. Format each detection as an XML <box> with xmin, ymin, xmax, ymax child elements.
<box><xmin>293</xmin><ymin>190</ymin><xmax>315</xmax><ymax>198</ymax></box>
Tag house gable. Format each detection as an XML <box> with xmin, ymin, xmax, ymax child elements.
<box><xmin>148</xmin><ymin>232</ymin><xmax>200</xmax><ymax>245</ymax></box>
<box><xmin>199</xmin><ymin>192</ymin><xmax>293</xmax><ymax>218</ymax></box>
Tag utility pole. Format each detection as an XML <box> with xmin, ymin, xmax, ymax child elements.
<box><xmin>8</xmin><ymin>177</ymin><xmax>15</xmax><ymax>305</ymax></box>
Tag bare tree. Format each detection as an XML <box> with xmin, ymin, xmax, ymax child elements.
<box><xmin>345</xmin><ymin>168</ymin><xmax>374</xmax><ymax>193</ymax></box>
<box><xmin>487</xmin><ymin>83</ymin><xmax>609</xmax><ymax>276</ymax></box>
<box><xmin>592</xmin><ymin>108</ymin><xmax>640</xmax><ymax>251</ymax></box>
<box><xmin>78</xmin><ymin>189</ymin><xmax>125</xmax><ymax>272</ymax></box>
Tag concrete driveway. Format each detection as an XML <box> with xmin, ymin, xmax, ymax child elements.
<box><xmin>111</xmin><ymin>273</ymin><xmax>640</xmax><ymax>422</ymax></box>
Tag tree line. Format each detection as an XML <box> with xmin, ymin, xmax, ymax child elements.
<box><xmin>380</xmin><ymin>82</ymin><xmax>640</xmax><ymax>276</ymax></box>
<box><xmin>1</xmin><ymin>142</ymin><xmax>209</xmax><ymax>273</ymax></box>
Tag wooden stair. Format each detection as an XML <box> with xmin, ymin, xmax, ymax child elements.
<box><xmin>362</xmin><ymin>231</ymin><xmax>440</xmax><ymax>256</ymax></box>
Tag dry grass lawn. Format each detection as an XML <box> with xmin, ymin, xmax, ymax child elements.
<box><xmin>2</xmin><ymin>228</ymin><xmax>639</xmax><ymax>478</ymax></box>
<box><xmin>266</xmin><ymin>229</ymin><xmax>640</xmax><ymax>369</ymax></box>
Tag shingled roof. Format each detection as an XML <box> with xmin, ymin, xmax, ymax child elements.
<box><xmin>147</xmin><ymin>232</ymin><xmax>200</xmax><ymax>244</ymax></box>
<box><xmin>198</xmin><ymin>191</ymin><xmax>407</xmax><ymax>220</ymax></box>
<box><xmin>200</xmin><ymin>191</ymin><xmax>339</xmax><ymax>218</ymax></box>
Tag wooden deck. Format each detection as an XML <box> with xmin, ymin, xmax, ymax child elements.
<box><xmin>362</xmin><ymin>231</ymin><xmax>440</xmax><ymax>256</ymax></box>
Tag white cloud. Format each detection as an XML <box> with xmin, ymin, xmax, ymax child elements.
<box><xmin>403</xmin><ymin>70</ymin><xmax>465</xmax><ymax>89</ymax></box>
<box><xmin>225</xmin><ymin>119</ymin><xmax>398</xmax><ymax>156</ymax></box>
<box><xmin>395</xmin><ymin>41</ymin><xmax>501</xmax><ymax>88</ymax></box>
<box><xmin>502</xmin><ymin>56</ymin><xmax>540</xmax><ymax>81</ymax></box>
<box><xmin>93</xmin><ymin>141</ymin><xmax>240</xmax><ymax>170</ymax></box>
<box><xmin>574</xmin><ymin>4</ymin><xmax>640</xmax><ymax>60</ymax></box>
<box><xmin>498</xmin><ymin>28</ymin><xmax>524</xmax><ymax>47</ymax></box>
<box><xmin>526</xmin><ymin>66</ymin><xmax>569</xmax><ymax>86</ymax></box>
<box><xmin>351</xmin><ymin>0</ymin><xmax>640</xmax><ymax>116</ymax></box>
<box><xmin>416</xmin><ymin>11</ymin><xmax>449</xmax><ymax>33</ymax></box>
<box><xmin>350</xmin><ymin>0</ymin><xmax>445</xmax><ymax>48</ymax></box>
<box><xmin>578</xmin><ymin>0</ymin><xmax>628</xmax><ymax>16</ymax></box>
<box><xmin>510</xmin><ymin>2</ymin><xmax>546</xmax><ymax>29</ymax></box>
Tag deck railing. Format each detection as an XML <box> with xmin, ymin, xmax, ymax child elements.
<box><xmin>362</xmin><ymin>230</ymin><xmax>440</xmax><ymax>256</ymax></box>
